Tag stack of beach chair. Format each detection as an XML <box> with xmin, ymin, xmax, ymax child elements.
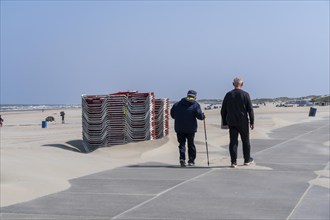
<box><xmin>82</xmin><ymin>95</ymin><xmax>108</xmax><ymax>151</ymax></box>
<box><xmin>107</xmin><ymin>92</ymin><xmax>128</xmax><ymax>146</ymax></box>
<box><xmin>126</xmin><ymin>92</ymin><xmax>156</xmax><ymax>142</ymax></box>
<box><xmin>81</xmin><ymin>91</ymin><xmax>169</xmax><ymax>152</ymax></box>
<box><xmin>155</xmin><ymin>98</ymin><xmax>169</xmax><ymax>139</ymax></box>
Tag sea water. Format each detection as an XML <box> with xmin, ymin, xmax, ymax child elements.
<box><xmin>0</xmin><ymin>104</ymin><xmax>81</xmax><ymax>112</ymax></box>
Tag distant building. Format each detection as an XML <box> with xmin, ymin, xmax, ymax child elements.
<box><xmin>296</xmin><ymin>100</ymin><xmax>313</xmax><ymax>107</ymax></box>
<box><xmin>285</xmin><ymin>100</ymin><xmax>313</xmax><ymax>107</ymax></box>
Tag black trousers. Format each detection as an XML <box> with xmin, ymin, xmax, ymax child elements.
<box><xmin>229</xmin><ymin>123</ymin><xmax>251</xmax><ymax>164</ymax></box>
<box><xmin>177</xmin><ymin>133</ymin><xmax>196</xmax><ymax>163</ymax></box>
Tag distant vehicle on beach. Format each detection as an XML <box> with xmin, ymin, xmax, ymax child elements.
<box><xmin>45</xmin><ymin>116</ymin><xmax>55</xmax><ymax>122</ymax></box>
<box><xmin>204</xmin><ymin>104</ymin><xmax>221</xmax><ymax>110</ymax></box>
<box><xmin>276</xmin><ymin>103</ymin><xmax>294</xmax><ymax>107</ymax></box>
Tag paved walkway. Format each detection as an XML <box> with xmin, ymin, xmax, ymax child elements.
<box><xmin>1</xmin><ymin>118</ymin><xmax>329</xmax><ymax>220</ymax></box>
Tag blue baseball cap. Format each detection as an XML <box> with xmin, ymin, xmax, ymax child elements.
<box><xmin>187</xmin><ymin>90</ymin><xmax>197</xmax><ymax>98</ymax></box>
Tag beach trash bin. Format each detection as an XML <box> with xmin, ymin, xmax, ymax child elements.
<box><xmin>42</xmin><ymin>120</ymin><xmax>47</xmax><ymax>128</ymax></box>
<box><xmin>308</xmin><ymin>107</ymin><xmax>317</xmax><ymax>117</ymax></box>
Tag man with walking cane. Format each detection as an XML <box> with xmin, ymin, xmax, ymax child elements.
<box><xmin>203</xmin><ymin>118</ymin><xmax>210</xmax><ymax>166</ymax></box>
<box><xmin>171</xmin><ymin>90</ymin><xmax>205</xmax><ymax>167</ymax></box>
<box><xmin>221</xmin><ymin>77</ymin><xmax>255</xmax><ymax>168</ymax></box>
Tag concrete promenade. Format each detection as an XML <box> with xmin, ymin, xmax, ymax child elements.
<box><xmin>1</xmin><ymin>118</ymin><xmax>329</xmax><ymax>220</ymax></box>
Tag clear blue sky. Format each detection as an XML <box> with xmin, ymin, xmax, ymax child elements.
<box><xmin>1</xmin><ymin>1</ymin><xmax>329</xmax><ymax>104</ymax></box>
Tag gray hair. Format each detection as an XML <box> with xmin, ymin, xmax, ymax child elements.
<box><xmin>233</xmin><ymin>77</ymin><xmax>243</xmax><ymax>86</ymax></box>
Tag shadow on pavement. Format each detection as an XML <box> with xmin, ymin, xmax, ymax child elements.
<box><xmin>126</xmin><ymin>163</ymin><xmax>228</xmax><ymax>169</ymax></box>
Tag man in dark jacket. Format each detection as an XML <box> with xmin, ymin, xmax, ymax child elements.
<box><xmin>171</xmin><ymin>90</ymin><xmax>205</xmax><ymax>167</ymax></box>
<box><xmin>221</xmin><ymin>77</ymin><xmax>254</xmax><ymax>168</ymax></box>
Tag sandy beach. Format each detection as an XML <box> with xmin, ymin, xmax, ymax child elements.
<box><xmin>1</xmin><ymin>105</ymin><xmax>329</xmax><ymax>207</ymax></box>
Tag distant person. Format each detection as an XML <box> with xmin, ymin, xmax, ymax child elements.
<box><xmin>0</xmin><ymin>115</ymin><xmax>3</xmax><ymax>127</ymax></box>
<box><xmin>221</xmin><ymin>77</ymin><xmax>255</xmax><ymax>168</ymax></box>
<box><xmin>170</xmin><ymin>90</ymin><xmax>205</xmax><ymax>167</ymax></box>
<box><xmin>60</xmin><ymin>111</ymin><xmax>65</xmax><ymax>124</ymax></box>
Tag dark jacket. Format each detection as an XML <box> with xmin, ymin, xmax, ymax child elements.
<box><xmin>221</xmin><ymin>89</ymin><xmax>254</xmax><ymax>127</ymax></box>
<box><xmin>171</xmin><ymin>98</ymin><xmax>205</xmax><ymax>133</ymax></box>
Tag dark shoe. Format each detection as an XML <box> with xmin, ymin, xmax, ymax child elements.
<box><xmin>188</xmin><ymin>162</ymin><xmax>195</xmax><ymax>166</ymax></box>
<box><xmin>244</xmin><ymin>158</ymin><xmax>254</xmax><ymax>165</ymax></box>
<box><xmin>231</xmin><ymin>162</ymin><xmax>237</xmax><ymax>168</ymax></box>
<box><xmin>180</xmin><ymin>160</ymin><xmax>186</xmax><ymax>167</ymax></box>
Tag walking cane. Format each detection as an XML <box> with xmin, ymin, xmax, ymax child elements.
<box><xmin>203</xmin><ymin>118</ymin><xmax>210</xmax><ymax>166</ymax></box>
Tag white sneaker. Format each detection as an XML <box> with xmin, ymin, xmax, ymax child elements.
<box><xmin>244</xmin><ymin>158</ymin><xmax>254</xmax><ymax>165</ymax></box>
<box><xmin>188</xmin><ymin>162</ymin><xmax>195</xmax><ymax>166</ymax></box>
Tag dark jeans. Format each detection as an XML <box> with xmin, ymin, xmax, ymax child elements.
<box><xmin>229</xmin><ymin>123</ymin><xmax>251</xmax><ymax>164</ymax></box>
<box><xmin>177</xmin><ymin>133</ymin><xmax>196</xmax><ymax>163</ymax></box>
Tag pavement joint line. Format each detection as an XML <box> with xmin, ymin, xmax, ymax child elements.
<box><xmin>0</xmin><ymin>212</ymin><xmax>109</xmax><ymax>219</ymax></box>
<box><xmin>325</xmin><ymin>162</ymin><xmax>330</xmax><ymax>170</ymax></box>
<box><xmin>255</xmin><ymin>123</ymin><xmax>329</xmax><ymax>156</ymax></box>
<box><xmin>0</xmin><ymin>213</ymin><xmax>185</xmax><ymax>220</ymax></box>
<box><xmin>110</xmin><ymin>217</ymin><xmax>188</xmax><ymax>220</ymax></box>
<box><xmin>286</xmin><ymin>162</ymin><xmax>330</xmax><ymax>220</ymax></box>
<box><xmin>255</xmin><ymin>162</ymin><xmax>327</xmax><ymax>165</ymax></box>
<box><xmin>111</xmin><ymin>169</ymin><xmax>214</xmax><ymax>220</ymax></box>
<box><xmin>76</xmin><ymin>177</ymin><xmax>192</xmax><ymax>181</ymax></box>
<box><xmin>63</xmin><ymin>192</ymin><xmax>157</xmax><ymax>196</ymax></box>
